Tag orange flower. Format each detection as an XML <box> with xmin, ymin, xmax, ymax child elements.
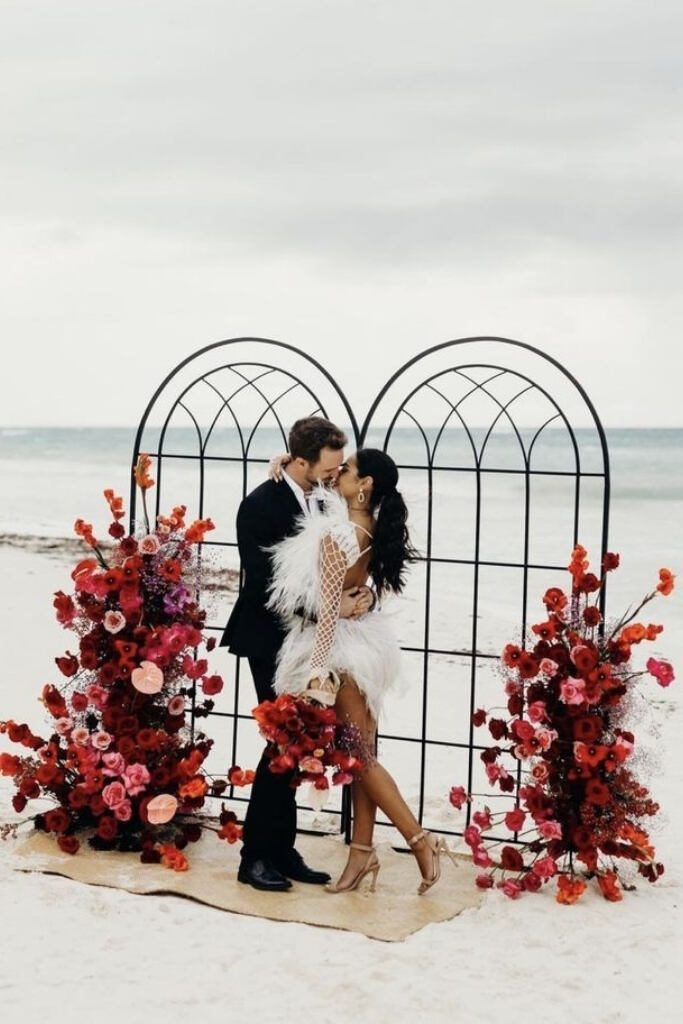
<box><xmin>178</xmin><ymin>775</ymin><xmax>208</xmax><ymax>800</ymax></box>
<box><xmin>157</xmin><ymin>505</ymin><xmax>187</xmax><ymax>531</ymax></box>
<box><xmin>134</xmin><ymin>453</ymin><xmax>155</xmax><ymax>490</ymax></box>
<box><xmin>103</xmin><ymin>489</ymin><xmax>125</xmax><ymax>521</ymax></box>
<box><xmin>556</xmin><ymin>875</ymin><xmax>587</xmax><ymax>905</ymax></box>
<box><xmin>74</xmin><ymin>518</ymin><xmax>97</xmax><ymax>548</ymax></box>
<box><xmin>158</xmin><ymin>843</ymin><xmax>189</xmax><ymax>871</ymax></box>
<box><xmin>597</xmin><ymin>871</ymin><xmax>622</xmax><ymax>902</ymax></box>
<box><xmin>568</xmin><ymin>544</ymin><xmax>589</xmax><ymax>582</ymax></box>
<box><xmin>228</xmin><ymin>765</ymin><xmax>256</xmax><ymax>787</ymax></box>
<box><xmin>184</xmin><ymin>518</ymin><xmax>215</xmax><ymax>544</ymax></box>
<box><xmin>218</xmin><ymin>820</ymin><xmax>243</xmax><ymax>843</ymax></box>
<box><xmin>656</xmin><ymin>568</ymin><xmax>675</xmax><ymax>596</ymax></box>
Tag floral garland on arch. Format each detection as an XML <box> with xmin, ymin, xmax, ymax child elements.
<box><xmin>449</xmin><ymin>547</ymin><xmax>675</xmax><ymax>903</ymax></box>
<box><xmin>0</xmin><ymin>455</ymin><xmax>251</xmax><ymax>870</ymax></box>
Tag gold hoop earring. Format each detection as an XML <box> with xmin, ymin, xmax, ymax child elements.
<box><xmin>357</xmin><ymin>490</ymin><xmax>365</xmax><ymax>504</ymax></box>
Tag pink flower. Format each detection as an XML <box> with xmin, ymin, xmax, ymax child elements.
<box><xmin>167</xmin><ymin>695</ymin><xmax>185</xmax><ymax>715</ymax></box>
<box><xmin>476</xmin><ymin>874</ymin><xmax>494</xmax><ymax>889</ymax></box>
<box><xmin>131</xmin><ymin>660</ymin><xmax>164</xmax><ymax>695</ymax></box>
<box><xmin>463</xmin><ymin>825</ymin><xmax>481</xmax><ymax>848</ymax></box>
<box><xmin>473</xmin><ymin>846</ymin><xmax>494</xmax><ymax>868</ymax></box>
<box><xmin>299</xmin><ymin>757</ymin><xmax>324</xmax><ymax>774</ymax></box>
<box><xmin>485</xmin><ymin>763</ymin><xmax>508</xmax><ymax>784</ymax></box>
<box><xmin>505</xmin><ymin>808</ymin><xmax>526</xmax><ymax>832</ymax></box>
<box><xmin>146</xmin><ymin>794</ymin><xmax>178</xmax><ymax>824</ymax></box>
<box><xmin>504</xmin><ymin>678</ymin><xmax>522</xmax><ymax>696</ymax></box>
<box><xmin>71</xmin><ymin>692</ymin><xmax>88</xmax><ymax>712</ymax></box>
<box><xmin>139</xmin><ymin>534</ymin><xmax>161</xmax><ymax>554</ymax></box>
<box><xmin>536</xmin><ymin>728</ymin><xmax>557</xmax><ymax>751</ymax></box>
<box><xmin>646</xmin><ymin>657</ymin><xmax>675</xmax><ymax>688</ymax></box>
<box><xmin>449</xmin><ymin>786</ymin><xmax>468</xmax><ymax>809</ymax></box>
<box><xmin>123</xmin><ymin>762</ymin><xmax>151</xmax><ymax>796</ymax></box>
<box><xmin>102</xmin><ymin>752</ymin><xmax>127</xmax><ymax>777</ymax></box>
<box><xmin>532</xmin><ymin>855</ymin><xmax>557</xmax><ymax>880</ymax></box>
<box><xmin>472</xmin><ymin>809</ymin><xmax>492</xmax><ymax>830</ymax></box>
<box><xmin>92</xmin><ymin>731</ymin><xmax>113</xmax><ymax>751</ymax></box>
<box><xmin>71</xmin><ymin>727</ymin><xmax>90</xmax><ymax>746</ymax></box>
<box><xmin>113</xmin><ymin>798</ymin><xmax>132</xmax><ymax>821</ymax></box>
<box><xmin>54</xmin><ymin>717</ymin><xmax>74</xmax><ymax>735</ymax></box>
<box><xmin>102</xmin><ymin>781</ymin><xmax>127</xmax><ymax>808</ymax></box>
<box><xmin>103</xmin><ymin>610</ymin><xmax>126</xmax><ymax>634</ymax></box>
<box><xmin>86</xmin><ymin>684</ymin><xmax>108</xmax><ymax>709</ymax></box>
<box><xmin>538</xmin><ymin>820</ymin><xmax>562</xmax><ymax>840</ymax></box>
<box><xmin>559</xmin><ymin>679</ymin><xmax>586</xmax><ymax>705</ymax></box>
<box><xmin>539</xmin><ymin>658</ymin><xmax>559</xmax><ymax>677</ymax></box>
<box><xmin>527</xmin><ymin>701</ymin><xmax>547</xmax><ymax>723</ymax></box>
<box><xmin>498</xmin><ymin>879</ymin><xmax>523</xmax><ymax>899</ymax></box>
<box><xmin>531</xmin><ymin>762</ymin><xmax>549</xmax><ymax>782</ymax></box>
<box><xmin>332</xmin><ymin>772</ymin><xmax>354</xmax><ymax>786</ymax></box>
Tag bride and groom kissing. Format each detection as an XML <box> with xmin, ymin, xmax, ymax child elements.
<box><xmin>219</xmin><ymin>416</ymin><xmax>457</xmax><ymax>896</ymax></box>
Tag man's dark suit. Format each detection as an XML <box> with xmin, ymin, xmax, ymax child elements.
<box><xmin>220</xmin><ymin>477</ymin><xmax>304</xmax><ymax>864</ymax></box>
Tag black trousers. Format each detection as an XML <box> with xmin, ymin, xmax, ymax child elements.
<box><xmin>240</xmin><ymin>654</ymin><xmax>297</xmax><ymax>864</ymax></box>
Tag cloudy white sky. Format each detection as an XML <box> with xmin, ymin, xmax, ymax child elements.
<box><xmin>1</xmin><ymin>0</ymin><xmax>681</xmax><ymax>426</ymax></box>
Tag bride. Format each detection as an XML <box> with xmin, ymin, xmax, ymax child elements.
<box><xmin>266</xmin><ymin>447</ymin><xmax>457</xmax><ymax>894</ymax></box>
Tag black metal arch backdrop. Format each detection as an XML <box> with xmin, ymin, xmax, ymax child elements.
<box><xmin>130</xmin><ymin>337</ymin><xmax>611</xmax><ymax>845</ymax></box>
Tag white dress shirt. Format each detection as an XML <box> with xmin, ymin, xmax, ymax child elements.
<box><xmin>281</xmin><ymin>469</ymin><xmax>321</xmax><ymax>516</ymax></box>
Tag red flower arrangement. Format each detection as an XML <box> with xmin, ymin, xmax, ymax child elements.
<box><xmin>452</xmin><ymin>546</ymin><xmax>676</xmax><ymax>903</ymax></box>
<box><xmin>252</xmin><ymin>693</ymin><xmax>364</xmax><ymax>807</ymax></box>
<box><xmin>0</xmin><ymin>455</ymin><xmax>248</xmax><ymax>868</ymax></box>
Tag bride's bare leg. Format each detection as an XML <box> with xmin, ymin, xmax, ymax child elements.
<box><xmin>335</xmin><ymin>677</ymin><xmax>436</xmax><ymax>883</ymax></box>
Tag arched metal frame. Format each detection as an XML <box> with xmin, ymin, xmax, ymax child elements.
<box><xmin>130</xmin><ymin>336</ymin><xmax>611</xmax><ymax>844</ymax></box>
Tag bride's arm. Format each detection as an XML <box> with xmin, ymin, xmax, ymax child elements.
<box><xmin>305</xmin><ymin>532</ymin><xmax>348</xmax><ymax>692</ymax></box>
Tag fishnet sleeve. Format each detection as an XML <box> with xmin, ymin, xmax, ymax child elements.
<box><xmin>307</xmin><ymin>531</ymin><xmax>349</xmax><ymax>682</ymax></box>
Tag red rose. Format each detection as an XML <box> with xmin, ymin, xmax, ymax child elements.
<box><xmin>119</xmin><ymin>536</ymin><xmax>139</xmax><ymax>555</ymax></box>
<box><xmin>577</xmin><ymin>573</ymin><xmax>601</xmax><ymax>594</ymax></box>
<box><xmin>488</xmin><ymin>718</ymin><xmax>508</xmax><ymax>740</ymax></box>
<box><xmin>517</xmin><ymin>652</ymin><xmax>539</xmax><ymax>679</ymax></box>
<box><xmin>19</xmin><ymin>778</ymin><xmax>41</xmax><ymax>799</ymax></box>
<box><xmin>97</xmin><ymin>816</ymin><xmax>118</xmax><ymax>840</ymax></box>
<box><xmin>471</xmin><ymin>709</ymin><xmax>487</xmax><ymax>727</ymax></box>
<box><xmin>55</xmin><ymin>652</ymin><xmax>79</xmax><ymax>677</ymax></box>
<box><xmin>501</xmin><ymin>846</ymin><xmax>524</xmax><ymax>872</ymax></box>
<box><xmin>57</xmin><ymin>835</ymin><xmax>80</xmax><ymax>855</ymax></box>
<box><xmin>583</xmin><ymin>606</ymin><xmax>602</xmax><ymax>627</ymax></box>
<box><xmin>44</xmin><ymin>807</ymin><xmax>71</xmax><ymax>834</ymax></box>
<box><xmin>201</xmin><ymin>674</ymin><xmax>224</xmax><ymax>696</ymax></box>
<box><xmin>12</xmin><ymin>793</ymin><xmax>27</xmax><ymax>812</ymax></box>
<box><xmin>602</xmin><ymin>552</ymin><xmax>620</xmax><ymax>572</ymax></box>
<box><xmin>108</xmin><ymin>522</ymin><xmax>126</xmax><ymax>539</ymax></box>
<box><xmin>90</xmin><ymin>794</ymin><xmax>106</xmax><ymax>816</ymax></box>
<box><xmin>505</xmin><ymin>807</ymin><xmax>526</xmax><ymax>832</ymax></box>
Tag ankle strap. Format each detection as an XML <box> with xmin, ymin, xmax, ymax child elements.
<box><xmin>350</xmin><ymin>841</ymin><xmax>374</xmax><ymax>852</ymax></box>
<box><xmin>407</xmin><ymin>829</ymin><xmax>428</xmax><ymax>847</ymax></box>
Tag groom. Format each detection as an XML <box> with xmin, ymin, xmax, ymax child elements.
<box><xmin>220</xmin><ymin>416</ymin><xmax>373</xmax><ymax>891</ymax></box>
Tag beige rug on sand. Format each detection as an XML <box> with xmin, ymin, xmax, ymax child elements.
<box><xmin>11</xmin><ymin>829</ymin><xmax>483</xmax><ymax>942</ymax></box>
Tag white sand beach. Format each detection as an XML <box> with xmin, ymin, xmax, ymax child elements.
<box><xmin>1</xmin><ymin>503</ymin><xmax>681</xmax><ymax>1024</ymax></box>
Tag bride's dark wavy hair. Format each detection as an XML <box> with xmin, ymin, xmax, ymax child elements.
<box><xmin>356</xmin><ymin>448</ymin><xmax>419</xmax><ymax>598</ymax></box>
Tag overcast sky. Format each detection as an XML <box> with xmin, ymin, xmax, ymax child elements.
<box><xmin>1</xmin><ymin>0</ymin><xmax>681</xmax><ymax>427</ymax></box>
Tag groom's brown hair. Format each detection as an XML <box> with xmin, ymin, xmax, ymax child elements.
<box><xmin>288</xmin><ymin>417</ymin><xmax>347</xmax><ymax>463</ymax></box>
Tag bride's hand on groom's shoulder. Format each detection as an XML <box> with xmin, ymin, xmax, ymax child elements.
<box><xmin>268</xmin><ymin>453</ymin><xmax>291</xmax><ymax>481</ymax></box>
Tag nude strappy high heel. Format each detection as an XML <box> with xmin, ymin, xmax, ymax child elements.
<box><xmin>325</xmin><ymin>841</ymin><xmax>380</xmax><ymax>893</ymax></box>
<box><xmin>408</xmin><ymin>829</ymin><xmax>458</xmax><ymax>895</ymax></box>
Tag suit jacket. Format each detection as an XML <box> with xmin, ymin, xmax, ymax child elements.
<box><xmin>220</xmin><ymin>477</ymin><xmax>304</xmax><ymax>658</ymax></box>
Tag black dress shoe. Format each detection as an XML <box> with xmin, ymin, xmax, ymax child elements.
<box><xmin>273</xmin><ymin>848</ymin><xmax>331</xmax><ymax>885</ymax></box>
<box><xmin>237</xmin><ymin>858</ymin><xmax>292</xmax><ymax>891</ymax></box>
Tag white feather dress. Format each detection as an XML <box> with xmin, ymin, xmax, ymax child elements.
<box><xmin>265</xmin><ymin>489</ymin><xmax>403</xmax><ymax>722</ymax></box>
